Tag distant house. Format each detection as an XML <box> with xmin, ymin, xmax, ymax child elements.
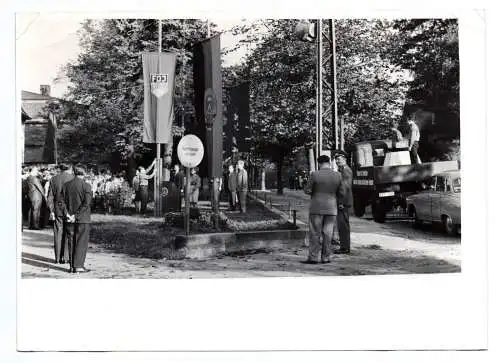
<box><xmin>22</xmin><ymin>85</ymin><xmax>57</xmax><ymax>165</ymax></box>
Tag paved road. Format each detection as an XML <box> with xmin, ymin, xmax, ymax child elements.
<box><xmin>252</xmin><ymin>189</ymin><xmax>461</xmax><ymax>265</ymax></box>
<box><xmin>21</xmin><ymin>188</ymin><xmax>460</xmax><ymax>278</ymax></box>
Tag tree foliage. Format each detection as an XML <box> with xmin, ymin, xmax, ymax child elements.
<box><xmin>390</xmin><ymin>19</ymin><xmax>459</xmax><ymax>161</ymax></box>
<box><xmin>58</xmin><ymin>19</ymin><xmax>208</xmax><ymax>167</ymax></box>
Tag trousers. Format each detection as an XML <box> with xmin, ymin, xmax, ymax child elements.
<box><xmin>308</xmin><ymin>214</ymin><xmax>336</xmax><ymax>262</ymax></box>
<box><xmin>53</xmin><ymin>215</ymin><xmax>69</xmax><ymax>262</ymax></box>
<box><xmin>229</xmin><ymin>190</ymin><xmax>237</xmax><ymax>210</ymax></box>
<box><xmin>410</xmin><ymin>141</ymin><xmax>420</xmax><ymax>164</ymax></box>
<box><xmin>139</xmin><ymin>185</ymin><xmax>148</xmax><ymax>214</ymax></box>
<box><xmin>237</xmin><ymin>191</ymin><xmax>247</xmax><ymax>212</ymax></box>
<box><xmin>65</xmin><ymin>222</ymin><xmax>90</xmax><ymax>269</ymax></box>
<box><xmin>337</xmin><ymin>208</ymin><xmax>351</xmax><ymax>252</ymax></box>
<box><xmin>28</xmin><ymin>196</ymin><xmax>42</xmax><ymax>229</ymax></box>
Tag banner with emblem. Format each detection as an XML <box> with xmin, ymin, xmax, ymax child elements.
<box><xmin>192</xmin><ymin>35</ymin><xmax>223</xmax><ymax>178</ymax></box>
<box><xmin>142</xmin><ymin>52</ymin><xmax>177</xmax><ymax>143</ymax></box>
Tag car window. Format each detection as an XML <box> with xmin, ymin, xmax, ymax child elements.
<box><xmin>452</xmin><ymin>177</ymin><xmax>461</xmax><ymax>193</ymax></box>
<box><xmin>436</xmin><ymin>176</ymin><xmax>446</xmax><ymax>192</ymax></box>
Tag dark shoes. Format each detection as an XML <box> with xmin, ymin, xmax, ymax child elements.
<box><xmin>71</xmin><ymin>267</ymin><xmax>91</xmax><ymax>274</ymax></box>
<box><xmin>301</xmin><ymin>259</ymin><xmax>319</xmax><ymax>265</ymax></box>
<box><xmin>58</xmin><ymin>259</ymin><xmax>68</xmax><ymax>264</ymax></box>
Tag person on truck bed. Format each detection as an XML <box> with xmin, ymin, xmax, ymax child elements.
<box><xmin>406</xmin><ymin>116</ymin><xmax>421</xmax><ymax>164</ymax></box>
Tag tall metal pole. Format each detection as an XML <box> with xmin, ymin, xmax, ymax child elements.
<box><xmin>155</xmin><ymin>19</ymin><xmax>163</xmax><ymax>217</ymax></box>
<box><xmin>317</xmin><ymin>19</ymin><xmax>323</xmax><ymax>154</ymax></box>
<box><xmin>314</xmin><ymin>20</ymin><xmax>320</xmax><ymax>168</ymax></box>
<box><xmin>207</xmin><ymin>19</ymin><xmax>211</xmax><ymax>37</ymax></box>
<box><xmin>331</xmin><ymin>19</ymin><xmax>341</xmax><ymax>151</ymax></box>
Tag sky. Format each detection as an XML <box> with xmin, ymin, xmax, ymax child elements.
<box><xmin>16</xmin><ymin>13</ymin><xmax>254</xmax><ymax>99</ymax></box>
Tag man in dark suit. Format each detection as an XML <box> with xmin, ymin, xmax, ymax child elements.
<box><xmin>236</xmin><ymin>160</ymin><xmax>248</xmax><ymax>213</ymax></box>
<box><xmin>333</xmin><ymin>150</ymin><xmax>353</xmax><ymax>254</ymax></box>
<box><xmin>227</xmin><ymin>164</ymin><xmax>238</xmax><ymax>211</ymax></box>
<box><xmin>25</xmin><ymin>166</ymin><xmax>45</xmax><ymax>230</ymax></box>
<box><xmin>62</xmin><ymin>165</ymin><xmax>92</xmax><ymax>273</ymax></box>
<box><xmin>172</xmin><ymin>164</ymin><xmax>185</xmax><ymax>211</ymax></box>
<box><xmin>304</xmin><ymin>155</ymin><xmax>345</xmax><ymax>264</ymax></box>
<box><xmin>47</xmin><ymin>164</ymin><xmax>74</xmax><ymax>264</ymax></box>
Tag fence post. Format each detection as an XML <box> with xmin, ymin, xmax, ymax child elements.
<box><xmin>293</xmin><ymin>210</ymin><xmax>297</xmax><ymax>227</ymax></box>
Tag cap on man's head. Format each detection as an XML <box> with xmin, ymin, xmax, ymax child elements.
<box><xmin>333</xmin><ymin>150</ymin><xmax>348</xmax><ymax>159</ymax></box>
<box><xmin>73</xmin><ymin>165</ymin><xmax>86</xmax><ymax>176</ymax></box>
<box><xmin>317</xmin><ymin>155</ymin><xmax>330</xmax><ymax>164</ymax></box>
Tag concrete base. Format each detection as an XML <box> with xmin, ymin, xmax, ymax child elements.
<box><xmin>171</xmin><ymin>229</ymin><xmax>307</xmax><ymax>259</ymax></box>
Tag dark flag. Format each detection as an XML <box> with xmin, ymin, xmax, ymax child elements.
<box><xmin>225</xmin><ymin>82</ymin><xmax>251</xmax><ymax>156</ymax></box>
<box><xmin>192</xmin><ymin>35</ymin><xmax>223</xmax><ymax>179</ymax></box>
<box><xmin>142</xmin><ymin>52</ymin><xmax>177</xmax><ymax>144</ymax></box>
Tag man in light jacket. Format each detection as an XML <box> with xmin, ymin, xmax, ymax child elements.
<box><xmin>303</xmin><ymin>155</ymin><xmax>345</xmax><ymax>264</ymax></box>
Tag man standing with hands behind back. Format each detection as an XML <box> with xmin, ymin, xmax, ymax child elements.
<box><xmin>333</xmin><ymin>150</ymin><xmax>353</xmax><ymax>254</ymax></box>
<box><xmin>303</xmin><ymin>155</ymin><xmax>345</xmax><ymax>264</ymax></box>
<box><xmin>227</xmin><ymin>164</ymin><xmax>238</xmax><ymax>211</ymax></box>
<box><xmin>47</xmin><ymin>163</ymin><xmax>74</xmax><ymax>264</ymax></box>
<box><xmin>62</xmin><ymin>165</ymin><xmax>93</xmax><ymax>274</ymax></box>
<box><xmin>236</xmin><ymin>160</ymin><xmax>248</xmax><ymax>213</ymax></box>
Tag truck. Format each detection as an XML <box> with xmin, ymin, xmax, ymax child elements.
<box><xmin>349</xmin><ymin>139</ymin><xmax>459</xmax><ymax>223</ymax></box>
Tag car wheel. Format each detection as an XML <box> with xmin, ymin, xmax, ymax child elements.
<box><xmin>409</xmin><ymin>205</ymin><xmax>422</xmax><ymax>229</ymax></box>
<box><xmin>442</xmin><ymin>215</ymin><xmax>457</xmax><ymax>236</ymax></box>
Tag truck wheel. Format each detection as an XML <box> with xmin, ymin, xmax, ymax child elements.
<box><xmin>353</xmin><ymin>199</ymin><xmax>365</xmax><ymax>217</ymax></box>
<box><xmin>372</xmin><ymin>200</ymin><xmax>386</xmax><ymax>223</ymax></box>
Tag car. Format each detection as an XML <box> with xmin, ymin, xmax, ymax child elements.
<box><xmin>406</xmin><ymin>170</ymin><xmax>461</xmax><ymax>235</ymax></box>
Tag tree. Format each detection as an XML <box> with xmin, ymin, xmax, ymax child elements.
<box><xmin>233</xmin><ymin>19</ymin><xmax>410</xmax><ymax>193</ymax></box>
<box><xmin>57</xmin><ymin>19</ymin><xmax>208</xmax><ymax>171</ymax></box>
<box><xmin>389</xmin><ymin>19</ymin><xmax>459</xmax><ymax>161</ymax></box>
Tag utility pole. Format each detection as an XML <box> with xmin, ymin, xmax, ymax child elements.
<box><xmin>317</xmin><ymin>19</ymin><xmax>340</xmax><ymax>154</ymax></box>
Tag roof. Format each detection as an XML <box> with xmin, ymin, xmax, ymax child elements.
<box><xmin>21</xmin><ymin>90</ymin><xmax>54</xmax><ymax>101</ymax></box>
<box><xmin>435</xmin><ymin>170</ymin><xmax>461</xmax><ymax>178</ymax></box>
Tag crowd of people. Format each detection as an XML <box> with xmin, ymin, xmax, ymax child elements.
<box><xmin>21</xmin><ymin>161</ymin><xmax>158</xmax><ymax>273</ymax></box>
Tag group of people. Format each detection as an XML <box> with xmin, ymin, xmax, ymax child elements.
<box><xmin>391</xmin><ymin>116</ymin><xmax>421</xmax><ymax>164</ymax></box>
<box><xmin>23</xmin><ymin>163</ymin><xmax>93</xmax><ymax>273</ymax></box>
<box><xmin>163</xmin><ymin>159</ymin><xmax>249</xmax><ymax>213</ymax></box>
<box><xmin>303</xmin><ymin>150</ymin><xmax>353</xmax><ymax>264</ymax></box>
<box><xmin>223</xmin><ymin>160</ymin><xmax>248</xmax><ymax>213</ymax></box>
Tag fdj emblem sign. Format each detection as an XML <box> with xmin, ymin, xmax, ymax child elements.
<box><xmin>177</xmin><ymin>134</ymin><xmax>204</xmax><ymax>168</ymax></box>
<box><xmin>150</xmin><ymin>73</ymin><xmax>168</xmax><ymax>98</ymax></box>
<box><xmin>204</xmin><ymin>88</ymin><xmax>217</xmax><ymax>131</ymax></box>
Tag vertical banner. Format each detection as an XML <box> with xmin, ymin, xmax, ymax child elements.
<box><xmin>226</xmin><ymin>82</ymin><xmax>251</xmax><ymax>154</ymax></box>
<box><xmin>193</xmin><ymin>35</ymin><xmax>223</xmax><ymax>179</ymax></box>
<box><xmin>142</xmin><ymin>52</ymin><xmax>177</xmax><ymax>144</ymax></box>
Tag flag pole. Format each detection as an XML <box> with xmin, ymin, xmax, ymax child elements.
<box><xmin>156</xmin><ymin>19</ymin><xmax>163</xmax><ymax>217</ymax></box>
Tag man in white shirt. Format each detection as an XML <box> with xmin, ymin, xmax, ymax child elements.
<box><xmin>407</xmin><ymin>117</ymin><xmax>421</xmax><ymax>164</ymax></box>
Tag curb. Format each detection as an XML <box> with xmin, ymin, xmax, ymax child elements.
<box><xmin>170</xmin><ymin>229</ymin><xmax>307</xmax><ymax>259</ymax></box>
<box><xmin>248</xmin><ymin>192</ymin><xmax>307</xmax><ymax>228</ymax></box>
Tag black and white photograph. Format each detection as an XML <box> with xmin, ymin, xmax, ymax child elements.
<box><xmin>9</xmin><ymin>2</ymin><xmax>490</xmax><ymax>356</ymax></box>
<box><xmin>19</xmin><ymin>15</ymin><xmax>462</xmax><ymax>279</ymax></box>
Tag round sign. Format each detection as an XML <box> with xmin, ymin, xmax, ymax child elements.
<box><xmin>177</xmin><ymin>134</ymin><xmax>204</xmax><ymax>168</ymax></box>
